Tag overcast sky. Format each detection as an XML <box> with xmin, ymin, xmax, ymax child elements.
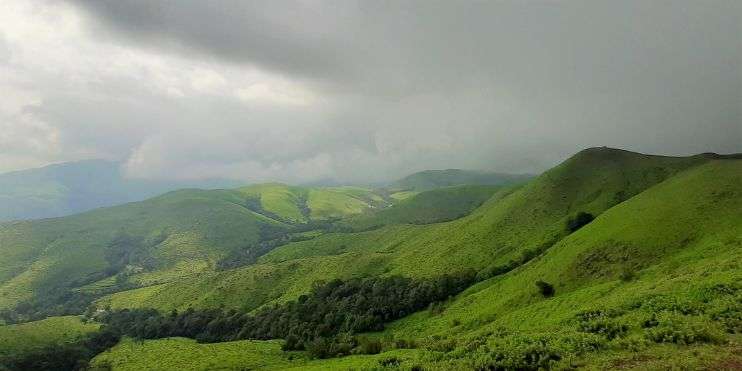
<box><xmin>0</xmin><ymin>0</ymin><xmax>739</xmax><ymax>183</ymax></box>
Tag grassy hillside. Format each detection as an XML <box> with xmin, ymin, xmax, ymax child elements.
<box><xmin>0</xmin><ymin>160</ymin><xmax>238</xmax><ymax>222</ymax></box>
<box><xmin>391</xmin><ymin>168</ymin><xmax>531</xmax><ymax>191</ymax></box>
<box><xmin>237</xmin><ymin>183</ymin><xmax>387</xmax><ymax>223</ymax></box>
<box><xmin>96</xmin><ymin>148</ymin><xmax>716</xmax><ymax>312</ymax></box>
<box><xmin>0</xmin><ymin>182</ymin><xmax>387</xmax><ymax>315</ymax></box>
<box><xmin>0</xmin><ymin>316</ymin><xmax>98</xmax><ymax>358</ymax></box>
<box><xmin>5</xmin><ymin>148</ymin><xmax>741</xmax><ymax>370</ymax></box>
<box><xmin>91</xmin><ymin>151</ymin><xmax>742</xmax><ymax>370</ymax></box>
<box><xmin>91</xmin><ymin>337</ymin><xmax>423</xmax><ymax>371</ymax></box>
<box><xmin>346</xmin><ymin>185</ymin><xmax>507</xmax><ymax>230</ymax></box>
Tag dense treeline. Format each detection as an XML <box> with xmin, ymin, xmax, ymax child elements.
<box><xmin>2</xmin><ymin>272</ymin><xmax>477</xmax><ymax>369</ymax></box>
<box><xmin>1</xmin><ymin>328</ymin><xmax>120</xmax><ymax>371</ymax></box>
<box><xmin>98</xmin><ymin>272</ymin><xmax>476</xmax><ymax>357</ymax></box>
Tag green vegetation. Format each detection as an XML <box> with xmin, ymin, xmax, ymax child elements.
<box><xmin>0</xmin><ymin>182</ymin><xmax>387</xmax><ymax>322</ymax></box>
<box><xmin>0</xmin><ymin>316</ymin><xmax>98</xmax><ymax>358</ymax></box>
<box><xmin>346</xmin><ymin>185</ymin><xmax>507</xmax><ymax>230</ymax></box>
<box><xmin>2</xmin><ymin>147</ymin><xmax>741</xmax><ymax>370</ymax></box>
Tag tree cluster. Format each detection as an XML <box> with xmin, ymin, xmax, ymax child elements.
<box><xmin>96</xmin><ymin>272</ymin><xmax>477</xmax><ymax>357</ymax></box>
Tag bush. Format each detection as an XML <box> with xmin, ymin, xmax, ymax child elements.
<box><xmin>577</xmin><ymin>318</ymin><xmax>629</xmax><ymax>340</ymax></box>
<box><xmin>535</xmin><ymin>280</ymin><xmax>555</xmax><ymax>297</ymax></box>
<box><xmin>566</xmin><ymin>212</ymin><xmax>594</xmax><ymax>233</ymax></box>
<box><xmin>619</xmin><ymin>267</ymin><xmax>636</xmax><ymax>282</ymax></box>
<box><xmin>470</xmin><ymin>335</ymin><xmax>562</xmax><ymax>371</ymax></box>
<box><xmin>709</xmin><ymin>304</ymin><xmax>741</xmax><ymax>334</ymax></box>
<box><xmin>644</xmin><ymin>315</ymin><xmax>725</xmax><ymax>345</ymax></box>
<box><xmin>353</xmin><ymin>337</ymin><xmax>383</xmax><ymax>354</ymax></box>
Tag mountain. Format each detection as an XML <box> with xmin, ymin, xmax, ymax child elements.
<box><xmin>2</xmin><ymin>147</ymin><xmax>741</xmax><ymax>370</ymax></box>
<box><xmin>0</xmin><ymin>160</ymin><xmax>241</xmax><ymax>222</ymax></box>
<box><xmin>390</xmin><ymin>168</ymin><xmax>532</xmax><ymax>192</ymax></box>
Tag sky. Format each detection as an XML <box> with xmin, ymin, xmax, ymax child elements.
<box><xmin>0</xmin><ymin>0</ymin><xmax>740</xmax><ymax>183</ymax></box>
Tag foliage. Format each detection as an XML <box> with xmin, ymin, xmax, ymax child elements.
<box><xmin>566</xmin><ymin>211</ymin><xmax>595</xmax><ymax>233</ymax></box>
<box><xmin>535</xmin><ymin>280</ymin><xmax>555</xmax><ymax>297</ymax></box>
<box><xmin>91</xmin><ymin>272</ymin><xmax>477</xmax><ymax>359</ymax></box>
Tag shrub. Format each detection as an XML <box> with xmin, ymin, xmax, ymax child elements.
<box><xmin>471</xmin><ymin>335</ymin><xmax>562</xmax><ymax>371</ymax></box>
<box><xmin>378</xmin><ymin>357</ymin><xmax>401</xmax><ymax>367</ymax></box>
<box><xmin>619</xmin><ymin>267</ymin><xmax>636</xmax><ymax>282</ymax></box>
<box><xmin>644</xmin><ymin>315</ymin><xmax>725</xmax><ymax>345</ymax></box>
<box><xmin>709</xmin><ymin>304</ymin><xmax>742</xmax><ymax>334</ymax></box>
<box><xmin>566</xmin><ymin>212</ymin><xmax>594</xmax><ymax>233</ymax></box>
<box><xmin>577</xmin><ymin>318</ymin><xmax>629</xmax><ymax>340</ymax></box>
<box><xmin>535</xmin><ymin>280</ymin><xmax>555</xmax><ymax>297</ymax></box>
<box><xmin>353</xmin><ymin>337</ymin><xmax>383</xmax><ymax>354</ymax></box>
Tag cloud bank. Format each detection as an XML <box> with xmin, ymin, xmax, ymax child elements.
<box><xmin>1</xmin><ymin>0</ymin><xmax>739</xmax><ymax>183</ymax></box>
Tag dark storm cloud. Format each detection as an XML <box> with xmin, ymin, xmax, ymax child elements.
<box><xmin>2</xmin><ymin>0</ymin><xmax>740</xmax><ymax>181</ymax></box>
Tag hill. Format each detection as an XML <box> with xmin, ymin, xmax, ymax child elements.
<box><xmin>0</xmin><ymin>183</ymin><xmax>386</xmax><ymax>319</ymax></box>
<box><xmin>390</xmin><ymin>169</ymin><xmax>532</xmax><ymax>192</ymax></box>
<box><xmin>0</xmin><ymin>316</ymin><xmax>98</xmax><ymax>358</ymax></box>
<box><xmin>345</xmin><ymin>185</ymin><xmax>510</xmax><ymax>231</ymax></box>
<box><xmin>2</xmin><ymin>147</ymin><xmax>741</xmax><ymax>370</ymax></box>
<box><xmin>94</xmin><ymin>148</ymin><xmax>717</xmax><ymax>312</ymax></box>
<box><xmin>0</xmin><ymin>160</ymin><xmax>239</xmax><ymax>222</ymax></box>
<box><xmin>86</xmin><ymin>149</ymin><xmax>741</xmax><ymax>370</ymax></box>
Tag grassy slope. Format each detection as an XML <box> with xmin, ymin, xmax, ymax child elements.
<box><xmin>91</xmin><ymin>337</ymin><xmax>423</xmax><ymax>371</ymax></box>
<box><xmin>386</xmin><ymin>159</ymin><xmax>742</xmax><ymax>337</ymax></box>
<box><xmin>92</xmin><ymin>155</ymin><xmax>742</xmax><ymax>370</ymax></box>
<box><xmin>0</xmin><ymin>316</ymin><xmax>99</xmax><ymax>357</ymax></box>
<box><xmin>238</xmin><ymin>183</ymin><xmax>385</xmax><ymax>223</ymax></box>
<box><xmin>99</xmin><ymin>148</ymin><xmax>710</xmax><ymax>312</ymax></box>
<box><xmin>346</xmin><ymin>185</ymin><xmax>505</xmax><ymax>230</ymax></box>
<box><xmin>0</xmin><ymin>189</ymin><xmax>286</xmax><ymax>309</ymax></box>
<box><xmin>0</xmin><ymin>181</ymin><xmax>386</xmax><ymax>310</ymax></box>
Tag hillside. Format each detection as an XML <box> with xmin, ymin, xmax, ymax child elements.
<box><xmin>94</xmin><ymin>148</ymin><xmax>717</xmax><ymax>311</ymax></box>
<box><xmin>2</xmin><ymin>148</ymin><xmax>741</xmax><ymax>370</ymax></box>
<box><xmin>90</xmin><ymin>149</ymin><xmax>741</xmax><ymax>370</ymax></box>
<box><xmin>0</xmin><ymin>183</ymin><xmax>385</xmax><ymax>319</ymax></box>
<box><xmin>345</xmin><ymin>185</ymin><xmax>508</xmax><ymax>231</ymax></box>
<box><xmin>0</xmin><ymin>160</ymin><xmax>239</xmax><ymax>222</ymax></box>
<box><xmin>390</xmin><ymin>169</ymin><xmax>532</xmax><ymax>192</ymax></box>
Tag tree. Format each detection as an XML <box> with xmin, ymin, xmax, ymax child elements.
<box><xmin>535</xmin><ymin>280</ymin><xmax>555</xmax><ymax>297</ymax></box>
<box><xmin>566</xmin><ymin>212</ymin><xmax>594</xmax><ymax>233</ymax></box>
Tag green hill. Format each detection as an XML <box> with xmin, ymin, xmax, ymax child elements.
<box><xmin>345</xmin><ymin>185</ymin><xmax>509</xmax><ymax>231</ymax></box>
<box><xmin>0</xmin><ymin>316</ymin><xmax>98</xmax><ymax>358</ymax></box>
<box><xmin>390</xmin><ymin>168</ymin><xmax>532</xmax><ymax>191</ymax></box>
<box><xmin>0</xmin><ymin>160</ymin><xmax>239</xmax><ymax>222</ymax></box>
<box><xmin>89</xmin><ymin>150</ymin><xmax>741</xmax><ymax>370</ymax></box>
<box><xmin>3</xmin><ymin>147</ymin><xmax>741</xmax><ymax>370</ymax></box>
<box><xmin>94</xmin><ymin>148</ymin><xmax>719</xmax><ymax>311</ymax></box>
<box><xmin>0</xmin><ymin>183</ymin><xmax>385</xmax><ymax>317</ymax></box>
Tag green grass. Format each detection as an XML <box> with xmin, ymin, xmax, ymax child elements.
<box><xmin>0</xmin><ymin>182</ymin><xmax>386</xmax><ymax>310</ymax></box>
<box><xmin>91</xmin><ymin>337</ymin><xmax>428</xmax><ymax>371</ymax></box>
<box><xmin>0</xmin><ymin>188</ymin><xmax>287</xmax><ymax>309</ymax></box>
<box><xmin>0</xmin><ymin>316</ymin><xmax>98</xmax><ymax>357</ymax></box>
<box><xmin>96</xmin><ymin>148</ymin><xmax>724</xmax><ymax>313</ymax></box>
<box><xmin>7</xmin><ymin>147</ymin><xmax>742</xmax><ymax>370</ymax></box>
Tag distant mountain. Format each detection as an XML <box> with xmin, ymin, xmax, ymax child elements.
<box><xmin>390</xmin><ymin>168</ymin><xmax>533</xmax><ymax>191</ymax></box>
<box><xmin>0</xmin><ymin>160</ymin><xmax>241</xmax><ymax>222</ymax></box>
